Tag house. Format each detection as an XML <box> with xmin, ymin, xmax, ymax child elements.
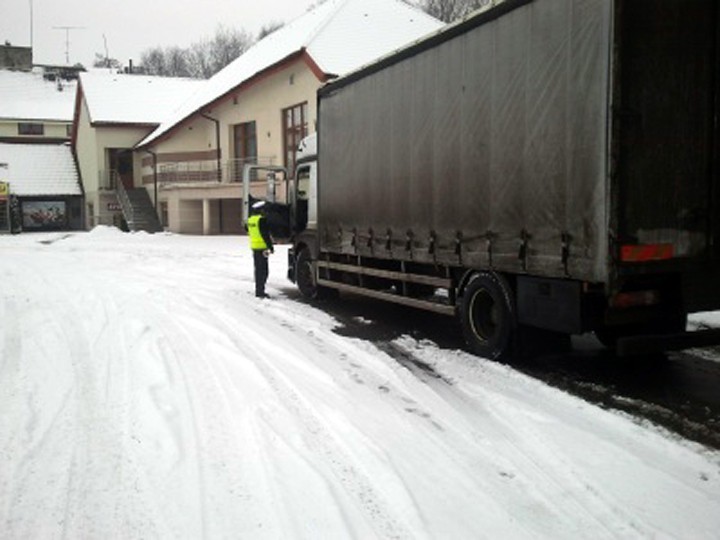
<box><xmin>0</xmin><ymin>69</ymin><xmax>76</xmax><ymax>144</ymax></box>
<box><xmin>135</xmin><ymin>0</ymin><xmax>443</xmax><ymax>235</ymax></box>
<box><xmin>0</xmin><ymin>68</ymin><xmax>82</xmax><ymax>232</ymax></box>
<box><xmin>72</xmin><ymin>72</ymin><xmax>203</xmax><ymax>229</ymax></box>
<box><xmin>0</xmin><ymin>142</ymin><xmax>83</xmax><ymax>232</ymax></box>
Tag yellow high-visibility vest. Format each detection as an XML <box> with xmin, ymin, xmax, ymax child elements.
<box><xmin>247</xmin><ymin>214</ymin><xmax>268</xmax><ymax>250</ymax></box>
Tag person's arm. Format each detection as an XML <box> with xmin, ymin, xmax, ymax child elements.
<box><xmin>259</xmin><ymin>217</ymin><xmax>274</xmax><ymax>252</ymax></box>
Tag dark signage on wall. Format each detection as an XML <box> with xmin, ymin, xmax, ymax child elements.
<box><xmin>22</xmin><ymin>201</ymin><xmax>67</xmax><ymax>230</ymax></box>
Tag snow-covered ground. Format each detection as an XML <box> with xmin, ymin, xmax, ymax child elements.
<box><xmin>1</xmin><ymin>228</ymin><xmax>719</xmax><ymax>539</ymax></box>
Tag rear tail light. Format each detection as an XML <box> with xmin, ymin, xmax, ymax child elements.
<box><xmin>610</xmin><ymin>290</ymin><xmax>661</xmax><ymax>309</ymax></box>
<box><xmin>620</xmin><ymin>244</ymin><xmax>674</xmax><ymax>262</ymax></box>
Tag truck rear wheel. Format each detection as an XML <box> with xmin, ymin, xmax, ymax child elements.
<box><xmin>460</xmin><ymin>272</ymin><xmax>516</xmax><ymax>360</ymax></box>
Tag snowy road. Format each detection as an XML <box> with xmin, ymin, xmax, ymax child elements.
<box><xmin>1</xmin><ymin>228</ymin><xmax>719</xmax><ymax>539</ymax></box>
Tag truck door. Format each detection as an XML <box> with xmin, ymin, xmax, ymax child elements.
<box><xmin>616</xmin><ymin>0</ymin><xmax>719</xmax><ymax>262</ymax></box>
<box><xmin>293</xmin><ymin>162</ymin><xmax>317</xmax><ymax>233</ymax></box>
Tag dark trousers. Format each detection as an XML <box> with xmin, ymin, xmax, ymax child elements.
<box><xmin>253</xmin><ymin>250</ymin><xmax>269</xmax><ymax>296</ymax></box>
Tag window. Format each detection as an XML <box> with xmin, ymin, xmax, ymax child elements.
<box><xmin>282</xmin><ymin>102</ymin><xmax>308</xmax><ymax>176</ymax></box>
<box><xmin>18</xmin><ymin>123</ymin><xmax>44</xmax><ymax>136</ymax></box>
<box><xmin>233</xmin><ymin>121</ymin><xmax>257</xmax><ymax>181</ymax></box>
<box><xmin>234</xmin><ymin>121</ymin><xmax>257</xmax><ymax>162</ymax></box>
<box><xmin>296</xmin><ymin>165</ymin><xmax>311</xmax><ymax>201</ymax></box>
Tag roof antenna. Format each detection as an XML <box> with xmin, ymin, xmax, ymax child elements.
<box><xmin>52</xmin><ymin>25</ymin><xmax>85</xmax><ymax>64</ymax></box>
<box><xmin>103</xmin><ymin>33</ymin><xmax>112</xmax><ymax>71</ymax></box>
<box><xmin>29</xmin><ymin>0</ymin><xmax>33</xmax><ymax>52</ymax></box>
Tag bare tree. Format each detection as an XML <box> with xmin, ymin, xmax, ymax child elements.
<box><xmin>166</xmin><ymin>46</ymin><xmax>192</xmax><ymax>78</ymax></box>
<box><xmin>257</xmin><ymin>21</ymin><xmax>285</xmax><ymax>41</ymax></box>
<box><xmin>413</xmin><ymin>0</ymin><xmax>492</xmax><ymax>22</ymax></box>
<box><xmin>209</xmin><ymin>25</ymin><xmax>252</xmax><ymax>74</ymax></box>
<box><xmin>139</xmin><ymin>25</ymin><xmax>253</xmax><ymax>79</ymax></box>
<box><xmin>186</xmin><ymin>39</ymin><xmax>214</xmax><ymax>79</ymax></box>
<box><xmin>92</xmin><ymin>52</ymin><xmax>121</xmax><ymax>70</ymax></box>
<box><xmin>140</xmin><ymin>46</ymin><xmax>168</xmax><ymax>76</ymax></box>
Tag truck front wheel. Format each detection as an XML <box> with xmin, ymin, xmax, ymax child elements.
<box><xmin>296</xmin><ymin>248</ymin><xmax>319</xmax><ymax>299</ymax></box>
<box><xmin>460</xmin><ymin>272</ymin><xmax>516</xmax><ymax>360</ymax></box>
<box><xmin>295</xmin><ymin>248</ymin><xmax>335</xmax><ymax>300</ymax></box>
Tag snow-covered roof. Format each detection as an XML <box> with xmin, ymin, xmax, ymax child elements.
<box><xmin>79</xmin><ymin>72</ymin><xmax>204</xmax><ymax>125</ymax></box>
<box><xmin>138</xmin><ymin>0</ymin><xmax>443</xmax><ymax>148</ymax></box>
<box><xmin>0</xmin><ymin>143</ymin><xmax>81</xmax><ymax>196</ymax></box>
<box><xmin>0</xmin><ymin>69</ymin><xmax>76</xmax><ymax>122</ymax></box>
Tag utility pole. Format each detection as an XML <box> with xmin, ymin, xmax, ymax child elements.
<box><xmin>29</xmin><ymin>0</ymin><xmax>33</xmax><ymax>51</ymax></box>
<box><xmin>52</xmin><ymin>25</ymin><xmax>85</xmax><ymax>64</ymax></box>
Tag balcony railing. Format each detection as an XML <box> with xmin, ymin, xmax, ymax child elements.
<box><xmin>98</xmin><ymin>169</ymin><xmax>119</xmax><ymax>191</ymax></box>
<box><xmin>157</xmin><ymin>157</ymin><xmax>279</xmax><ymax>187</ymax></box>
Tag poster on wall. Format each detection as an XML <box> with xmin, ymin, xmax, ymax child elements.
<box><xmin>22</xmin><ymin>201</ymin><xmax>67</xmax><ymax>229</ymax></box>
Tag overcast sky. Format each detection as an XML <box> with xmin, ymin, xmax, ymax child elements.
<box><xmin>1</xmin><ymin>0</ymin><xmax>318</xmax><ymax>68</ymax></box>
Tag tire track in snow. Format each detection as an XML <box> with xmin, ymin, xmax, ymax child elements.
<box><xmin>51</xmin><ymin>276</ymin><xmax>162</xmax><ymax>539</ymax></box>
<box><xmin>188</xmin><ymin>295</ymin><xmax>415</xmax><ymax>540</ymax></box>
<box><xmin>383</xmin><ymin>341</ymin><xmax>654</xmax><ymax>538</ymax></box>
<box><xmin>128</xmin><ymin>296</ymin><xmax>289</xmax><ymax>538</ymax></box>
<box><xmin>244</xmin><ymin>343</ymin><xmax>411</xmax><ymax>539</ymax></box>
<box><xmin>0</xmin><ymin>261</ymin><xmax>86</xmax><ymax>538</ymax></box>
<box><xmin>155</xmin><ymin>333</ymin><xmax>211</xmax><ymax>539</ymax></box>
<box><xmin>2</xmin><ymin>250</ymin><xmax>167</xmax><ymax>539</ymax></box>
<box><xmin>0</xmin><ymin>297</ymin><xmax>21</xmax><ymax>374</ymax></box>
<box><xmin>147</xmin><ymin>280</ymin><xmax>416</xmax><ymax>537</ymax></box>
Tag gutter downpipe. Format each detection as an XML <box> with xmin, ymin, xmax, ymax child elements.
<box><xmin>200</xmin><ymin>113</ymin><xmax>222</xmax><ymax>183</ymax></box>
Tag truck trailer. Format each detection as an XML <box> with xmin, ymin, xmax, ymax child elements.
<box><xmin>277</xmin><ymin>0</ymin><xmax>720</xmax><ymax>359</ymax></box>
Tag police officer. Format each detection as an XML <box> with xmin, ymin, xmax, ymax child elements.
<box><xmin>247</xmin><ymin>200</ymin><xmax>274</xmax><ymax>298</ymax></box>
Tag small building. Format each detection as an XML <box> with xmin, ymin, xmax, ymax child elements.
<box><xmin>135</xmin><ymin>0</ymin><xmax>443</xmax><ymax>235</ymax></box>
<box><xmin>0</xmin><ymin>67</ymin><xmax>82</xmax><ymax>232</ymax></box>
<box><xmin>0</xmin><ymin>45</ymin><xmax>32</xmax><ymax>71</ymax></box>
<box><xmin>0</xmin><ymin>69</ymin><xmax>76</xmax><ymax>144</ymax></box>
<box><xmin>0</xmin><ymin>142</ymin><xmax>83</xmax><ymax>231</ymax></box>
<box><xmin>72</xmin><ymin>72</ymin><xmax>203</xmax><ymax>229</ymax></box>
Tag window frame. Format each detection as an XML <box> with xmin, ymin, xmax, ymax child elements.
<box><xmin>282</xmin><ymin>102</ymin><xmax>308</xmax><ymax>176</ymax></box>
<box><xmin>234</xmin><ymin>121</ymin><xmax>258</xmax><ymax>163</ymax></box>
<box><xmin>18</xmin><ymin>123</ymin><xmax>44</xmax><ymax>136</ymax></box>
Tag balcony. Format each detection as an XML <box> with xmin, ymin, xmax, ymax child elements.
<box><xmin>157</xmin><ymin>157</ymin><xmax>279</xmax><ymax>187</ymax></box>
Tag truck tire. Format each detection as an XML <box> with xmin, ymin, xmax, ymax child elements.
<box><xmin>460</xmin><ymin>272</ymin><xmax>516</xmax><ymax>360</ymax></box>
<box><xmin>295</xmin><ymin>248</ymin><xmax>335</xmax><ymax>300</ymax></box>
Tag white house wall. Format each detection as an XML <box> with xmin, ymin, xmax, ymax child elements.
<box><xmin>75</xmin><ymin>99</ymin><xmax>99</xmax><ymax>190</ymax></box>
<box><xmin>0</xmin><ymin>119</ymin><xmax>70</xmax><ymax>140</ymax></box>
<box><xmin>75</xmin><ymin>93</ymin><xmax>159</xmax><ymax>228</ymax></box>
<box><xmin>212</xmin><ymin>59</ymin><xmax>321</xmax><ymax>173</ymax></box>
<box><xmin>95</xmin><ymin>125</ymin><xmax>153</xmax><ymax>187</ymax></box>
<box><xmin>141</xmin><ymin>57</ymin><xmax>322</xmax><ymax>234</ymax></box>
<box><xmin>74</xmin><ymin>98</ymin><xmax>101</xmax><ymax>227</ymax></box>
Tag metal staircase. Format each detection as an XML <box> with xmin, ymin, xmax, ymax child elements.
<box><xmin>116</xmin><ymin>180</ymin><xmax>163</xmax><ymax>233</ymax></box>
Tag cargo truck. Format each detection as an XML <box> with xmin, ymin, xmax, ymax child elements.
<box><xmin>262</xmin><ymin>0</ymin><xmax>720</xmax><ymax>359</ymax></box>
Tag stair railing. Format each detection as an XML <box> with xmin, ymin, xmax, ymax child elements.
<box><xmin>113</xmin><ymin>171</ymin><xmax>135</xmax><ymax>228</ymax></box>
